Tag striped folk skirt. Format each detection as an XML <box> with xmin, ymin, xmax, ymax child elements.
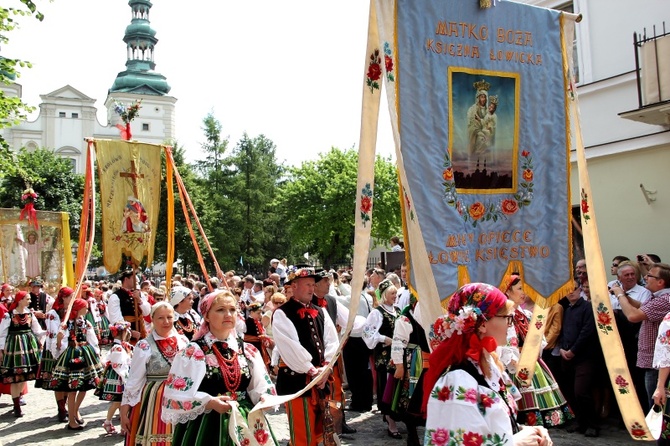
<box><xmin>126</xmin><ymin>379</ymin><xmax>172</xmax><ymax>446</ymax></box>
<box><xmin>51</xmin><ymin>343</ymin><xmax>104</xmax><ymax>392</ymax></box>
<box><xmin>0</xmin><ymin>329</ymin><xmax>41</xmax><ymax>384</ymax></box>
<box><xmin>35</xmin><ymin>346</ymin><xmax>59</xmax><ymax>390</ymax></box>
<box><xmin>95</xmin><ymin>365</ymin><xmax>124</xmax><ymax>402</ymax></box>
<box><xmin>514</xmin><ymin>358</ymin><xmax>574</xmax><ymax>427</ymax></box>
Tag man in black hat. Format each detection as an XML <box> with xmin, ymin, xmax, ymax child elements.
<box><xmin>273</xmin><ymin>268</ymin><xmax>340</xmax><ymax>446</ymax></box>
<box><xmin>107</xmin><ymin>270</ymin><xmax>151</xmax><ymax>343</ymax></box>
<box><xmin>28</xmin><ymin>278</ymin><xmax>53</xmax><ymax>330</ymax></box>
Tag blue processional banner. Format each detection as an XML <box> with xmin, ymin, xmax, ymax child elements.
<box><xmin>381</xmin><ymin>0</ymin><xmax>573</xmax><ymax>303</ymax></box>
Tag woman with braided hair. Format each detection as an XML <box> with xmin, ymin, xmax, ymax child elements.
<box><xmin>363</xmin><ymin>278</ymin><xmax>403</xmax><ymax>439</ymax></box>
<box><xmin>423</xmin><ymin>282</ymin><xmax>552</xmax><ymax>446</ymax></box>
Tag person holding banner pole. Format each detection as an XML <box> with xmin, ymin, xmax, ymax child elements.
<box><xmin>273</xmin><ymin>268</ymin><xmax>340</xmax><ymax>446</ymax></box>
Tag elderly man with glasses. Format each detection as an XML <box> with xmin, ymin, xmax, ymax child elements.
<box><xmin>615</xmin><ymin>262</ymin><xmax>670</xmax><ymax>412</ymax></box>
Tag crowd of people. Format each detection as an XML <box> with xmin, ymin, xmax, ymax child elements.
<box><xmin>0</xmin><ymin>252</ymin><xmax>668</xmax><ymax>445</ymax></box>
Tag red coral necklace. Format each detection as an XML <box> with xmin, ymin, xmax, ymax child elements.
<box><xmin>212</xmin><ymin>342</ymin><xmax>242</xmax><ymax>390</ymax></box>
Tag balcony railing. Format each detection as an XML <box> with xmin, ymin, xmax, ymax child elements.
<box><xmin>634</xmin><ymin>23</ymin><xmax>670</xmax><ymax>109</ymax></box>
<box><xmin>619</xmin><ymin>23</ymin><xmax>670</xmax><ymax>126</ymax></box>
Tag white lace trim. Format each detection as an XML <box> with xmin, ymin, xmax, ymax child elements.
<box><xmin>162</xmin><ymin>405</ymin><xmax>210</xmax><ymax>425</ymax></box>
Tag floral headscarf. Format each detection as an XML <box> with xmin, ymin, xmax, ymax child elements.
<box><xmin>429</xmin><ymin>282</ymin><xmax>507</xmax><ymax>350</ymax></box>
<box><xmin>194</xmin><ymin>289</ymin><xmax>236</xmax><ymax>340</ymax></box>
<box><xmin>423</xmin><ymin>283</ymin><xmax>508</xmax><ymax>412</ymax></box>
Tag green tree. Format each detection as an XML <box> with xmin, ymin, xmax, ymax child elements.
<box><xmin>276</xmin><ymin>147</ymin><xmax>401</xmax><ymax>268</ymax></box>
<box><xmin>0</xmin><ymin>148</ymin><xmax>84</xmax><ymax>234</ymax></box>
<box><xmin>152</xmin><ymin>142</ymin><xmax>213</xmax><ymax>276</ymax></box>
<box><xmin>0</xmin><ymin>1</ymin><xmax>46</xmax><ymax>156</ymax></box>
<box><xmin>226</xmin><ymin>133</ymin><xmax>285</xmax><ymax>273</ymax></box>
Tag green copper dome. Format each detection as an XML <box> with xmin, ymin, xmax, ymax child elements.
<box><xmin>109</xmin><ymin>0</ymin><xmax>170</xmax><ymax>95</ymax></box>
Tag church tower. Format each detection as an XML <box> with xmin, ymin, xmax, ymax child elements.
<box><xmin>105</xmin><ymin>0</ymin><xmax>176</xmax><ymax>143</ymax></box>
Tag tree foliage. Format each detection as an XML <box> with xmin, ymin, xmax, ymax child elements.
<box><xmin>0</xmin><ymin>148</ymin><xmax>84</xmax><ymax>233</ymax></box>
<box><xmin>0</xmin><ymin>1</ymin><xmax>46</xmax><ymax>153</ymax></box>
<box><xmin>276</xmin><ymin>147</ymin><xmax>401</xmax><ymax>268</ymax></box>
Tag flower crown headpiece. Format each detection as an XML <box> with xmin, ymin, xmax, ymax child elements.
<box><xmin>429</xmin><ymin>305</ymin><xmax>485</xmax><ymax>350</ymax></box>
<box><xmin>109</xmin><ymin>321</ymin><xmax>131</xmax><ymax>338</ymax></box>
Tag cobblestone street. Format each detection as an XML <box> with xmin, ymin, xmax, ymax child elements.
<box><xmin>0</xmin><ymin>384</ymin><xmax>640</xmax><ymax>446</ymax></box>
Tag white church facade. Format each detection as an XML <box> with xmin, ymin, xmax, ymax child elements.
<box><xmin>0</xmin><ymin>0</ymin><xmax>176</xmax><ymax>175</ymax></box>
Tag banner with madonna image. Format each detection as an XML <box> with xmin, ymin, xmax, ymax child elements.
<box><xmin>378</xmin><ymin>0</ymin><xmax>574</xmax><ymax>305</ymax></box>
<box><xmin>365</xmin><ymin>0</ymin><xmax>653</xmax><ymax>440</ymax></box>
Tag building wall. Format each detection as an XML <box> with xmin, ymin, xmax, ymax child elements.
<box><xmin>524</xmin><ymin>0</ymin><xmax>670</xmax><ymax>266</ymax></box>
<box><xmin>570</xmin><ymin>144</ymin><xmax>670</xmax><ymax>266</ymax></box>
<box><xmin>1</xmin><ymin>85</ymin><xmax>177</xmax><ymax>174</ymax></box>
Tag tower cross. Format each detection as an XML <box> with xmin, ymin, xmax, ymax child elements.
<box><xmin>119</xmin><ymin>159</ymin><xmax>144</xmax><ymax>198</ymax></box>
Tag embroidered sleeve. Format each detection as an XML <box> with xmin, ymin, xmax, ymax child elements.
<box><xmin>244</xmin><ymin>342</ymin><xmax>277</xmax><ymax>403</ymax></box>
<box><xmin>161</xmin><ymin>342</ymin><xmax>211</xmax><ymax>425</ymax></box>
<box><xmin>654</xmin><ymin>317</ymin><xmax>670</xmax><ymax>368</ymax></box>
<box><xmin>84</xmin><ymin>320</ymin><xmax>100</xmax><ymax>355</ymax></box>
<box><xmin>362</xmin><ymin>309</ymin><xmax>385</xmax><ymax>349</ymax></box>
<box><xmin>121</xmin><ymin>339</ymin><xmax>151</xmax><ymax>407</ymax></box>
<box><xmin>391</xmin><ymin>315</ymin><xmax>413</xmax><ymax>365</ymax></box>
<box><xmin>108</xmin><ymin>345</ymin><xmax>131</xmax><ymax>382</ymax></box>
<box><xmin>0</xmin><ymin>313</ymin><xmax>9</xmax><ymax>350</ymax></box>
<box><xmin>424</xmin><ymin>369</ymin><xmax>513</xmax><ymax>446</ymax></box>
<box><xmin>30</xmin><ymin>312</ymin><xmax>46</xmax><ymax>343</ymax></box>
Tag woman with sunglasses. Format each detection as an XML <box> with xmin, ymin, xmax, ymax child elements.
<box><xmin>500</xmin><ymin>274</ymin><xmax>573</xmax><ymax>429</ymax></box>
<box><xmin>423</xmin><ymin>283</ymin><xmax>552</xmax><ymax>446</ymax></box>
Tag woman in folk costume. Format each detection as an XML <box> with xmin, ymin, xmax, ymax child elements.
<box><xmin>0</xmin><ymin>284</ymin><xmax>29</xmax><ymax>409</ymax></box>
<box><xmin>95</xmin><ymin>321</ymin><xmax>134</xmax><ymax>435</ymax></box>
<box><xmin>391</xmin><ymin>294</ymin><xmax>430</xmax><ymax>446</ymax></box>
<box><xmin>423</xmin><ymin>283</ymin><xmax>553</xmax><ymax>446</ymax></box>
<box><xmin>500</xmin><ymin>274</ymin><xmax>573</xmax><ymax>427</ymax></box>
<box><xmin>120</xmin><ymin>301</ymin><xmax>188</xmax><ymax>446</ymax></box>
<box><xmin>35</xmin><ymin>286</ymin><xmax>79</xmax><ymax>423</ymax></box>
<box><xmin>82</xmin><ymin>285</ymin><xmax>102</xmax><ymax>343</ymax></box>
<box><xmin>51</xmin><ymin>288</ymin><xmax>104</xmax><ymax>430</ymax></box>
<box><xmin>170</xmin><ymin>286</ymin><xmax>202</xmax><ymax>342</ymax></box>
<box><xmin>244</xmin><ymin>301</ymin><xmax>274</xmax><ymax>371</ymax></box>
<box><xmin>0</xmin><ymin>290</ymin><xmax>45</xmax><ymax>417</ymax></box>
<box><xmin>363</xmin><ymin>279</ymin><xmax>403</xmax><ymax>439</ymax></box>
<box><xmin>95</xmin><ymin>288</ymin><xmax>112</xmax><ymax>345</ymax></box>
<box><xmin>162</xmin><ymin>290</ymin><xmax>278</xmax><ymax>446</ymax></box>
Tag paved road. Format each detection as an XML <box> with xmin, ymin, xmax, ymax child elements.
<box><xmin>0</xmin><ymin>385</ymin><xmax>640</xmax><ymax>446</ymax></box>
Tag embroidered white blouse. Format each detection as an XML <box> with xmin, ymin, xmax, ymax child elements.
<box><xmin>104</xmin><ymin>339</ymin><xmax>133</xmax><ymax>383</ymax></box>
<box><xmin>161</xmin><ymin>332</ymin><xmax>276</xmax><ymax>425</ymax></box>
<box><xmin>363</xmin><ymin>303</ymin><xmax>398</xmax><ymax>349</ymax></box>
<box><xmin>0</xmin><ymin>308</ymin><xmax>46</xmax><ymax>350</ymax></box>
<box><xmin>121</xmin><ymin>329</ymin><xmax>188</xmax><ymax>407</ymax></box>
<box><xmin>653</xmin><ymin>312</ymin><xmax>670</xmax><ymax>368</ymax></box>
<box><xmin>424</xmin><ymin>357</ymin><xmax>518</xmax><ymax>446</ymax></box>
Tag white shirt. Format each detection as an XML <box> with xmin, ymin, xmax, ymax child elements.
<box><xmin>272</xmin><ymin>305</ymin><xmax>339</xmax><ymax>375</ymax></box>
<box><xmin>609</xmin><ymin>283</ymin><xmax>652</xmax><ymax>310</ymax></box>
<box><xmin>396</xmin><ymin>286</ymin><xmax>411</xmax><ymax>310</ymax></box>
<box><xmin>107</xmin><ymin>290</ymin><xmax>151</xmax><ymax>326</ymax></box>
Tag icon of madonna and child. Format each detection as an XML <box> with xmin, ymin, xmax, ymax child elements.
<box><xmin>448</xmin><ymin>70</ymin><xmax>519</xmax><ymax>191</ymax></box>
